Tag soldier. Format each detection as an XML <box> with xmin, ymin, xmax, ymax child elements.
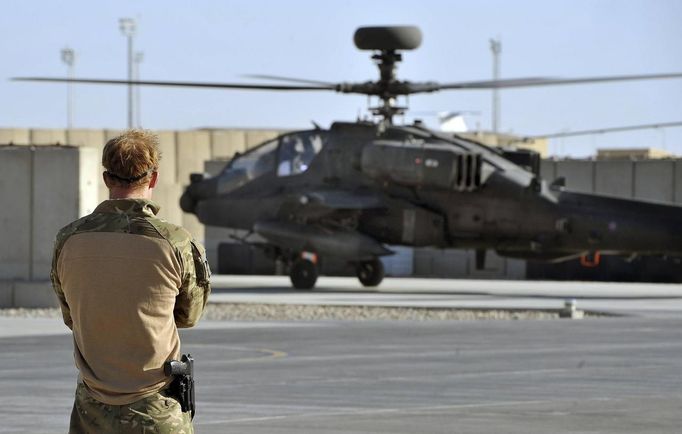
<box><xmin>50</xmin><ymin>130</ymin><xmax>211</xmax><ymax>433</ymax></box>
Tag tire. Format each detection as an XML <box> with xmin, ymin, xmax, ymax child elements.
<box><xmin>290</xmin><ymin>259</ymin><xmax>318</xmax><ymax>290</ymax></box>
<box><xmin>356</xmin><ymin>259</ymin><xmax>384</xmax><ymax>287</ymax></box>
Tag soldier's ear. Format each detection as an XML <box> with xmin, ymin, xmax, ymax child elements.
<box><xmin>149</xmin><ymin>171</ymin><xmax>159</xmax><ymax>189</ymax></box>
<box><xmin>103</xmin><ymin>172</ymin><xmax>113</xmax><ymax>188</ymax></box>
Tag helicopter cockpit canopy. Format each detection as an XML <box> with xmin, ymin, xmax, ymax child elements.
<box><xmin>217</xmin><ymin>131</ymin><xmax>327</xmax><ymax>195</ymax></box>
<box><xmin>225</xmin><ymin>137</ymin><xmax>278</xmax><ymax>180</ymax></box>
<box><xmin>276</xmin><ymin>132</ymin><xmax>325</xmax><ymax>177</ymax></box>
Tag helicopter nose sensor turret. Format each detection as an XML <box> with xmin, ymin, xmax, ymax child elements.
<box><xmin>180</xmin><ymin>187</ymin><xmax>197</xmax><ymax>213</ymax></box>
<box><xmin>180</xmin><ymin>173</ymin><xmax>209</xmax><ymax>213</ymax></box>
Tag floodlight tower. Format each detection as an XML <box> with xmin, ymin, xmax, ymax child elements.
<box><xmin>119</xmin><ymin>18</ymin><xmax>136</xmax><ymax>129</ymax></box>
<box><xmin>490</xmin><ymin>38</ymin><xmax>501</xmax><ymax>134</ymax></box>
<box><xmin>60</xmin><ymin>47</ymin><xmax>75</xmax><ymax>130</ymax></box>
<box><xmin>134</xmin><ymin>51</ymin><xmax>144</xmax><ymax>127</ymax></box>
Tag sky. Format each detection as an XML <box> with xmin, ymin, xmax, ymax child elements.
<box><xmin>1</xmin><ymin>0</ymin><xmax>681</xmax><ymax>157</ymax></box>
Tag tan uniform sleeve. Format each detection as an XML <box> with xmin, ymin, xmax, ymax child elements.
<box><xmin>50</xmin><ymin>237</ymin><xmax>73</xmax><ymax>330</ymax></box>
<box><xmin>174</xmin><ymin>238</ymin><xmax>211</xmax><ymax>328</ymax></box>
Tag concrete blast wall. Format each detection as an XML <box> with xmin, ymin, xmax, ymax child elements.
<box><xmin>0</xmin><ymin>146</ymin><xmax>99</xmax><ymax>281</ymax></box>
<box><xmin>0</xmin><ymin>145</ymin><xmax>99</xmax><ymax>307</ymax></box>
<box><xmin>541</xmin><ymin>159</ymin><xmax>682</xmax><ymax>204</ymax></box>
<box><xmin>0</xmin><ymin>147</ymin><xmax>32</xmax><ymax>280</ymax></box>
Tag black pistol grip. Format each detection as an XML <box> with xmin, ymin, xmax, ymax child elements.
<box><xmin>164</xmin><ymin>360</ymin><xmax>188</xmax><ymax>376</ymax></box>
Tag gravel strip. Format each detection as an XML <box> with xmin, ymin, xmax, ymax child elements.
<box><xmin>0</xmin><ymin>308</ymin><xmax>62</xmax><ymax>318</ymax></box>
<box><xmin>0</xmin><ymin>304</ymin><xmax>587</xmax><ymax>321</ymax></box>
<box><xmin>203</xmin><ymin>303</ymin><xmax>565</xmax><ymax>321</ymax></box>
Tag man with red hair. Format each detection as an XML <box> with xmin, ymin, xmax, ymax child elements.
<box><xmin>51</xmin><ymin>129</ymin><xmax>210</xmax><ymax>433</ymax></box>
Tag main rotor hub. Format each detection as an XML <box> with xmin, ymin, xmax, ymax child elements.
<box><xmin>354</xmin><ymin>26</ymin><xmax>423</xmax><ymax>125</ymax></box>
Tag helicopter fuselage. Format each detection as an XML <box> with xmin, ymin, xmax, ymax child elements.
<box><xmin>182</xmin><ymin>121</ymin><xmax>682</xmax><ymax>269</ymax></box>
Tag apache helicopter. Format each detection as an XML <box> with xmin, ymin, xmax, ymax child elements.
<box><xmin>15</xmin><ymin>26</ymin><xmax>682</xmax><ymax>289</ymax></box>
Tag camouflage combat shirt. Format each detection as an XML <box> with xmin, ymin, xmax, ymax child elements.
<box><xmin>50</xmin><ymin>198</ymin><xmax>211</xmax><ymax>405</ymax></box>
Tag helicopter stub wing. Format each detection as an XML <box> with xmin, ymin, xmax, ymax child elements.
<box><xmin>277</xmin><ymin>189</ymin><xmax>386</xmax><ymax>219</ymax></box>
<box><xmin>254</xmin><ymin>220</ymin><xmax>393</xmax><ymax>260</ymax></box>
<box><xmin>296</xmin><ymin>189</ymin><xmax>386</xmax><ymax>210</ymax></box>
<box><xmin>275</xmin><ymin>189</ymin><xmax>387</xmax><ymax>222</ymax></box>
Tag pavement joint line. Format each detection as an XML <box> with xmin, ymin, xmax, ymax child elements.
<box><xmin>196</xmin><ymin>397</ymin><xmax>620</xmax><ymax>426</ymax></box>
<box><xmin>194</xmin><ymin>346</ymin><xmax>288</xmax><ymax>364</ymax></box>
<box><xmin>221</xmin><ymin>341</ymin><xmax>682</xmax><ymax>364</ymax></box>
<box><xmin>197</xmin><ymin>364</ymin><xmax>667</xmax><ymax>391</ymax></box>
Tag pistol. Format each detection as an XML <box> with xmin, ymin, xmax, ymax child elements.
<box><xmin>164</xmin><ymin>354</ymin><xmax>195</xmax><ymax>419</ymax></box>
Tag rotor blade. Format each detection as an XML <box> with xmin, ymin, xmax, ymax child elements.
<box><xmin>438</xmin><ymin>77</ymin><xmax>555</xmax><ymax>89</ymax></box>
<box><xmin>439</xmin><ymin>72</ymin><xmax>682</xmax><ymax>90</ymax></box>
<box><xmin>242</xmin><ymin>74</ymin><xmax>335</xmax><ymax>86</ymax></box>
<box><xmin>12</xmin><ymin>77</ymin><xmax>337</xmax><ymax>91</ymax></box>
<box><xmin>524</xmin><ymin>121</ymin><xmax>682</xmax><ymax>140</ymax></box>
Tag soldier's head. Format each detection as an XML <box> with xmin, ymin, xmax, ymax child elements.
<box><xmin>102</xmin><ymin>129</ymin><xmax>161</xmax><ymax>198</ymax></box>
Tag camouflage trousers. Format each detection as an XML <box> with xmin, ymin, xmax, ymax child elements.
<box><xmin>69</xmin><ymin>382</ymin><xmax>193</xmax><ymax>434</ymax></box>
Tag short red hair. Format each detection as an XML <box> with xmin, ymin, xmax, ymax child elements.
<box><xmin>102</xmin><ymin>129</ymin><xmax>161</xmax><ymax>187</ymax></box>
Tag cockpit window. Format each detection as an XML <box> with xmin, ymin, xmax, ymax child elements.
<box><xmin>226</xmin><ymin>138</ymin><xmax>278</xmax><ymax>180</ymax></box>
<box><xmin>277</xmin><ymin>132</ymin><xmax>325</xmax><ymax>177</ymax></box>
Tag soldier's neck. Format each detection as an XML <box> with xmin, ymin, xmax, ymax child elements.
<box><xmin>109</xmin><ymin>187</ymin><xmax>152</xmax><ymax>200</ymax></box>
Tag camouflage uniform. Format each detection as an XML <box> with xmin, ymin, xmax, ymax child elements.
<box><xmin>51</xmin><ymin>199</ymin><xmax>210</xmax><ymax>434</ymax></box>
<box><xmin>70</xmin><ymin>382</ymin><xmax>192</xmax><ymax>433</ymax></box>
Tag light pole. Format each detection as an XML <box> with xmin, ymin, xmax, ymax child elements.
<box><xmin>490</xmin><ymin>38</ymin><xmax>501</xmax><ymax>134</ymax></box>
<box><xmin>134</xmin><ymin>51</ymin><xmax>144</xmax><ymax>127</ymax></box>
<box><xmin>60</xmin><ymin>47</ymin><xmax>75</xmax><ymax>130</ymax></box>
<box><xmin>119</xmin><ymin>18</ymin><xmax>136</xmax><ymax>129</ymax></box>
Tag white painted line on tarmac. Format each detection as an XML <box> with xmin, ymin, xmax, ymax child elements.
<box><xmin>196</xmin><ymin>397</ymin><xmax>619</xmax><ymax>426</ymax></box>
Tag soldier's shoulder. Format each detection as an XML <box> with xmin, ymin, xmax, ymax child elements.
<box><xmin>147</xmin><ymin>218</ymin><xmax>194</xmax><ymax>248</ymax></box>
<box><xmin>55</xmin><ymin>211</ymin><xmax>124</xmax><ymax>242</ymax></box>
<box><xmin>55</xmin><ymin>214</ymin><xmax>95</xmax><ymax>246</ymax></box>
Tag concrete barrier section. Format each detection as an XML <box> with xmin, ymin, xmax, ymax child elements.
<box><xmin>0</xmin><ymin>146</ymin><xmax>100</xmax><ymax>283</ymax></box>
<box><xmin>675</xmin><ymin>160</ymin><xmax>682</xmax><ymax>204</ymax></box>
<box><xmin>414</xmin><ymin>248</ymin><xmax>468</xmax><ymax>277</ymax></box>
<box><xmin>176</xmin><ymin>131</ymin><xmax>211</xmax><ymax>186</ymax></box>
<box><xmin>539</xmin><ymin>160</ymin><xmax>556</xmax><ymax>183</ymax></box>
<box><xmin>634</xmin><ymin>160</ymin><xmax>674</xmax><ymax>203</ymax></box>
<box><xmin>505</xmin><ymin>258</ymin><xmax>527</xmax><ymax>279</ymax></box>
<box><xmin>245</xmin><ymin>130</ymin><xmax>281</xmax><ymax>149</ymax></box>
<box><xmin>0</xmin><ymin>128</ymin><xmax>30</xmax><ymax>145</ymax></box>
<box><xmin>32</xmin><ymin>147</ymin><xmax>80</xmax><ymax>279</ymax></box>
<box><xmin>210</xmin><ymin>130</ymin><xmax>246</xmax><ymax>159</ymax></box>
<box><xmin>0</xmin><ymin>281</ymin><xmax>60</xmax><ymax>309</ymax></box>
<box><xmin>156</xmin><ymin>131</ymin><xmax>178</xmax><ymax>185</ymax></box>
<box><xmin>556</xmin><ymin>160</ymin><xmax>594</xmax><ymax>193</ymax></box>
<box><xmin>467</xmin><ymin>250</ymin><xmax>506</xmax><ymax>279</ymax></box>
<box><xmin>182</xmin><ymin>213</ymin><xmax>205</xmax><ymax>244</ymax></box>
<box><xmin>0</xmin><ymin>281</ymin><xmax>13</xmax><ymax>307</ymax></box>
<box><xmin>0</xmin><ymin>147</ymin><xmax>32</xmax><ymax>280</ymax></box>
<box><xmin>29</xmin><ymin>129</ymin><xmax>67</xmax><ymax>145</ymax></box>
<box><xmin>104</xmin><ymin>129</ymin><xmax>126</xmax><ymax>141</ymax></box>
<box><xmin>13</xmin><ymin>281</ymin><xmax>58</xmax><ymax>308</ymax></box>
<box><xmin>153</xmin><ymin>184</ymin><xmax>184</xmax><ymax>227</ymax></box>
<box><xmin>595</xmin><ymin>160</ymin><xmax>633</xmax><ymax>198</ymax></box>
<box><xmin>66</xmin><ymin>129</ymin><xmax>106</xmax><ymax>150</ymax></box>
<box><xmin>381</xmin><ymin>246</ymin><xmax>414</xmax><ymax>277</ymax></box>
<box><xmin>204</xmin><ymin>226</ymin><xmax>242</xmax><ymax>271</ymax></box>
<box><xmin>79</xmin><ymin>148</ymin><xmax>100</xmax><ymax>216</ymax></box>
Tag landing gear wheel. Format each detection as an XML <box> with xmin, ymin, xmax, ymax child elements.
<box><xmin>356</xmin><ymin>259</ymin><xmax>384</xmax><ymax>287</ymax></box>
<box><xmin>290</xmin><ymin>259</ymin><xmax>318</xmax><ymax>290</ymax></box>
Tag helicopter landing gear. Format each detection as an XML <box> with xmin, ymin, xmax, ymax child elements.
<box><xmin>289</xmin><ymin>252</ymin><xmax>318</xmax><ymax>290</ymax></box>
<box><xmin>356</xmin><ymin>258</ymin><xmax>384</xmax><ymax>287</ymax></box>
